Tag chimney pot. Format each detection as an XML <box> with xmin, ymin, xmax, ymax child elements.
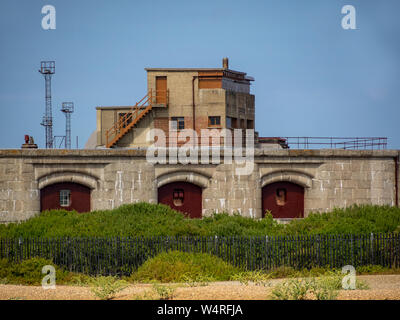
<box><xmin>222</xmin><ymin>57</ymin><xmax>229</xmax><ymax>69</ymax></box>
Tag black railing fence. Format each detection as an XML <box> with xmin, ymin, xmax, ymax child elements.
<box><xmin>1</xmin><ymin>234</ymin><xmax>400</xmax><ymax>276</ymax></box>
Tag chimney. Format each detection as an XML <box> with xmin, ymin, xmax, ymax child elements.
<box><xmin>222</xmin><ymin>57</ymin><xmax>229</xmax><ymax>69</ymax></box>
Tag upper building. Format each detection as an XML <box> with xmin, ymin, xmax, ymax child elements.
<box><xmin>96</xmin><ymin>58</ymin><xmax>256</xmax><ymax>148</ymax></box>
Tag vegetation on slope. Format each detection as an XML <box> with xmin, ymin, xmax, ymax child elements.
<box><xmin>0</xmin><ymin>203</ymin><xmax>399</xmax><ymax>238</ymax></box>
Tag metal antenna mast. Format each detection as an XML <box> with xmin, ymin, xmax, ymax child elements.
<box><xmin>61</xmin><ymin>102</ymin><xmax>74</xmax><ymax>149</ymax></box>
<box><xmin>39</xmin><ymin>61</ymin><xmax>55</xmax><ymax>149</ymax></box>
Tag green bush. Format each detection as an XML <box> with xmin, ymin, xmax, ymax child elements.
<box><xmin>1</xmin><ymin>203</ymin><xmax>399</xmax><ymax>238</ymax></box>
<box><xmin>130</xmin><ymin>251</ymin><xmax>241</xmax><ymax>283</ymax></box>
<box><xmin>88</xmin><ymin>276</ymin><xmax>129</xmax><ymax>300</ymax></box>
<box><xmin>283</xmin><ymin>205</ymin><xmax>400</xmax><ymax>235</ymax></box>
<box><xmin>0</xmin><ymin>258</ymin><xmax>73</xmax><ymax>285</ymax></box>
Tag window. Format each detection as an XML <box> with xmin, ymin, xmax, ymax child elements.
<box><xmin>119</xmin><ymin>113</ymin><xmax>132</xmax><ymax>129</ymax></box>
<box><xmin>208</xmin><ymin>116</ymin><xmax>221</xmax><ymax>127</ymax></box>
<box><xmin>231</xmin><ymin>118</ymin><xmax>237</xmax><ymax>129</ymax></box>
<box><xmin>60</xmin><ymin>190</ymin><xmax>71</xmax><ymax>207</ymax></box>
<box><xmin>171</xmin><ymin>117</ymin><xmax>185</xmax><ymax>130</ymax></box>
<box><xmin>240</xmin><ymin>119</ymin><xmax>245</xmax><ymax>128</ymax></box>
<box><xmin>226</xmin><ymin>117</ymin><xmax>232</xmax><ymax>129</ymax></box>
<box><xmin>275</xmin><ymin>188</ymin><xmax>286</xmax><ymax>206</ymax></box>
<box><xmin>247</xmin><ymin>119</ymin><xmax>254</xmax><ymax>129</ymax></box>
<box><xmin>173</xmin><ymin>189</ymin><xmax>184</xmax><ymax>207</ymax></box>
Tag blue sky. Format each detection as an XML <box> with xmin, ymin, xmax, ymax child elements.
<box><xmin>0</xmin><ymin>0</ymin><xmax>399</xmax><ymax>149</ymax></box>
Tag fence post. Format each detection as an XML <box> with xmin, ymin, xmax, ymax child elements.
<box><xmin>265</xmin><ymin>236</ymin><xmax>269</xmax><ymax>270</ymax></box>
<box><xmin>370</xmin><ymin>233</ymin><xmax>374</xmax><ymax>265</ymax></box>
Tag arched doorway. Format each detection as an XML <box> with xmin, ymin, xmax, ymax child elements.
<box><xmin>158</xmin><ymin>182</ymin><xmax>202</xmax><ymax>218</ymax></box>
<box><xmin>40</xmin><ymin>182</ymin><xmax>91</xmax><ymax>213</ymax></box>
<box><xmin>262</xmin><ymin>181</ymin><xmax>304</xmax><ymax>219</ymax></box>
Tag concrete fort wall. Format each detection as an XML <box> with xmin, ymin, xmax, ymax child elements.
<box><xmin>0</xmin><ymin>149</ymin><xmax>399</xmax><ymax>223</ymax></box>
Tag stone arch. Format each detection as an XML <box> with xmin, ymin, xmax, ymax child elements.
<box><xmin>38</xmin><ymin>171</ymin><xmax>99</xmax><ymax>190</ymax></box>
<box><xmin>260</xmin><ymin>170</ymin><xmax>313</xmax><ymax>189</ymax></box>
<box><xmin>156</xmin><ymin>170</ymin><xmax>211</xmax><ymax>189</ymax></box>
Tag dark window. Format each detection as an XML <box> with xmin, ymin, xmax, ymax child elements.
<box><xmin>60</xmin><ymin>190</ymin><xmax>71</xmax><ymax>207</ymax></box>
<box><xmin>247</xmin><ymin>119</ymin><xmax>254</xmax><ymax>129</ymax></box>
<box><xmin>208</xmin><ymin>116</ymin><xmax>221</xmax><ymax>127</ymax></box>
<box><xmin>173</xmin><ymin>189</ymin><xmax>184</xmax><ymax>207</ymax></box>
<box><xmin>226</xmin><ymin>117</ymin><xmax>232</xmax><ymax>128</ymax></box>
<box><xmin>275</xmin><ymin>188</ymin><xmax>286</xmax><ymax>206</ymax></box>
<box><xmin>231</xmin><ymin>118</ymin><xmax>237</xmax><ymax>129</ymax></box>
<box><xmin>119</xmin><ymin>113</ymin><xmax>132</xmax><ymax>129</ymax></box>
<box><xmin>171</xmin><ymin>117</ymin><xmax>185</xmax><ymax>130</ymax></box>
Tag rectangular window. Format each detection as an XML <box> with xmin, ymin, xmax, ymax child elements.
<box><xmin>231</xmin><ymin>118</ymin><xmax>237</xmax><ymax>129</ymax></box>
<box><xmin>226</xmin><ymin>117</ymin><xmax>232</xmax><ymax>128</ymax></box>
<box><xmin>208</xmin><ymin>116</ymin><xmax>221</xmax><ymax>127</ymax></box>
<box><xmin>60</xmin><ymin>190</ymin><xmax>71</xmax><ymax>207</ymax></box>
<box><xmin>119</xmin><ymin>113</ymin><xmax>132</xmax><ymax>129</ymax></box>
<box><xmin>247</xmin><ymin>119</ymin><xmax>254</xmax><ymax>129</ymax></box>
<box><xmin>171</xmin><ymin>117</ymin><xmax>185</xmax><ymax>130</ymax></box>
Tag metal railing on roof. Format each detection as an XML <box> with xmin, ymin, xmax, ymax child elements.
<box><xmin>283</xmin><ymin>137</ymin><xmax>388</xmax><ymax>150</ymax></box>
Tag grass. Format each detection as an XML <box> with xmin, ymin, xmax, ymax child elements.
<box><xmin>1</xmin><ymin>203</ymin><xmax>400</xmax><ymax>238</ymax></box>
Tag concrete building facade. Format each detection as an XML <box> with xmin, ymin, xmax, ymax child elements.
<box><xmin>96</xmin><ymin>58</ymin><xmax>255</xmax><ymax>148</ymax></box>
<box><xmin>0</xmin><ymin>149</ymin><xmax>398</xmax><ymax>223</ymax></box>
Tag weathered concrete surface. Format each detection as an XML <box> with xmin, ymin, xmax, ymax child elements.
<box><xmin>0</xmin><ymin>149</ymin><xmax>399</xmax><ymax>223</ymax></box>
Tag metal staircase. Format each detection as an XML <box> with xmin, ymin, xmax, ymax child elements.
<box><xmin>105</xmin><ymin>90</ymin><xmax>168</xmax><ymax>148</ymax></box>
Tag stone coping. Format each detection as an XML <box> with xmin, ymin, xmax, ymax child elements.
<box><xmin>0</xmin><ymin>149</ymin><xmax>398</xmax><ymax>159</ymax></box>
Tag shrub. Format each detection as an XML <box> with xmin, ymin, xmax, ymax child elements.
<box><xmin>151</xmin><ymin>283</ymin><xmax>176</xmax><ymax>300</ymax></box>
<box><xmin>271</xmin><ymin>278</ymin><xmax>315</xmax><ymax>300</ymax></box>
<box><xmin>88</xmin><ymin>276</ymin><xmax>129</xmax><ymax>300</ymax></box>
<box><xmin>1</xmin><ymin>203</ymin><xmax>400</xmax><ymax>238</ymax></box>
<box><xmin>130</xmin><ymin>251</ymin><xmax>241</xmax><ymax>283</ymax></box>
<box><xmin>230</xmin><ymin>270</ymin><xmax>271</xmax><ymax>286</ymax></box>
<box><xmin>0</xmin><ymin>258</ymin><xmax>72</xmax><ymax>286</ymax></box>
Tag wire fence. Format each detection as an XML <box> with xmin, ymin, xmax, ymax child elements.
<box><xmin>1</xmin><ymin>233</ymin><xmax>399</xmax><ymax>276</ymax></box>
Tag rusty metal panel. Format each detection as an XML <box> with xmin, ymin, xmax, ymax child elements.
<box><xmin>156</xmin><ymin>76</ymin><xmax>167</xmax><ymax>104</ymax></box>
<box><xmin>158</xmin><ymin>182</ymin><xmax>202</xmax><ymax>218</ymax></box>
<box><xmin>262</xmin><ymin>182</ymin><xmax>304</xmax><ymax>219</ymax></box>
<box><xmin>40</xmin><ymin>182</ymin><xmax>91</xmax><ymax>213</ymax></box>
<box><xmin>198</xmin><ymin>78</ymin><xmax>222</xmax><ymax>89</ymax></box>
<box><xmin>198</xmin><ymin>71</ymin><xmax>223</xmax><ymax>77</ymax></box>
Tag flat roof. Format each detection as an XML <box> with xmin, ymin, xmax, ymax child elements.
<box><xmin>96</xmin><ymin>106</ymin><xmax>145</xmax><ymax>110</ymax></box>
<box><xmin>145</xmin><ymin>67</ymin><xmax>247</xmax><ymax>75</ymax></box>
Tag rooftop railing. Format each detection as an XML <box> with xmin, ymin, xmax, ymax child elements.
<box><xmin>282</xmin><ymin>137</ymin><xmax>388</xmax><ymax>150</ymax></box>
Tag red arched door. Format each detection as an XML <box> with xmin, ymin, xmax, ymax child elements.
<box><xmin>41</xmin><ymin>182</ymin><xmax>91</xmax><ymax>213</ymax></box>
<box><xmin>158</xmin><ymin>182</ymin><xmax>202</xmax><ymax>218</ymax></box>
<box><xmin>262</xmin><ymin>182</ymin><xmax>304</xmax><ymax>218</ymax></box>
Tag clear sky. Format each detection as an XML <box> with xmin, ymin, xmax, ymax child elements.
<box><xmin>0</xmin><ymin>0</ymin><xmax>399</xmax><ymax>149</ymax></box>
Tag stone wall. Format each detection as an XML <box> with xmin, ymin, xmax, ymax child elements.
<box><xmin>0</xmin><ymin>149</ymin><xmax>399</xmax><ymax>223</ymax></box>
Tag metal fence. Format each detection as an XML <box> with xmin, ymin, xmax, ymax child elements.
<box><xmin>1</xmin><ymin>234</ymin><xmax>399</xmax><ymax>276</ymax></box>
<box><xmin>284</xmin><ymin>137</ymin><xmax>388</xmax><ymax>150</ymax></box>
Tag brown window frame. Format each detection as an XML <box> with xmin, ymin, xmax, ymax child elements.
<box><xmin>208</xmin><ymin>116</ymin><xmax>221</xmax><ymax>127</ymax></box>
<box><xmin>171</xmin><ymin>117</ymin><xmax>185</xmax><ymax>130</ymax></box>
